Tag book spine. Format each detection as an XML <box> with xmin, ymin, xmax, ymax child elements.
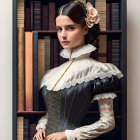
<box><xmin>25</xmin><ymin>32</ymin><xmax>33</xmax><ymax>111</ymax></box>
<box><xmin>30</xmin><ymin>1</ymin><xmax>34</xmax><ymax>31</ymax></box>
<box><xmin>98</xmin><ymin>35</ymin><xmax>107</xmax><ymax>62</ymax></box>
<box><xmin>48</xmin><ymin>2</ymin><xmax>56</xmax><ymax>30</ymax></box>
<box><xmin>44</xmin><ymin>36</ymin><xmax>51</xmax><ymax>71</ymax></box>
<box><xmin>29</xmin><ymin>123</ymin><xmax>36</xmax><ymax>140</ymax></box>
<box><xmin>38</xmin><ymin>39</ymin><xmax>45</xmax><ymax>87</ymax></box>
<box><xmin>17</xmin><ymin>0</ymin><xmax>24</xmax><ymax>27</ymax></box>
<box><xmin>17</xmin><ymin>27</ymin><xmax>25</xmax><ymax>111</ymax></box>
<box><xmin>107</xmin><ymin>39</ymin><xmax>112</xmax><ymax>63</ymax></box>
<box><xmin>17</xmin><ymin>117</ymin><xmax>24</xmax><ymax>140</ymax></box>
<box><xmin>111</xmin><ymin>3</ymin><xmax>120</xmax><ymax>30</ymax></box>
<box><xmin>112</xmin><ymin>39</ymin><xmax>120</xmax><ymax>68</ymax></box>
<box><xmin>33</xmin><ymin>32</ymin><xmax>39</xmax><ymax>111</ymax></box>
<box><xmin>106</xmin><ymin>3</ymin><xmax>111</xmax><ymax>30</ymax></box>
<box><xmin>24</xmin><ymin>118</ymin><xmax>29</xmax><ymax>140</ymax></box>
<box><xmin>95</xmin><ymin>0</ymin><xmax>106</xmax><ymax>31</ymax></box>
<box><xmin>53</xmin><ymin>38</ymin><xmax>59</xmax><ymax>67</ymax></box>
<box><xmin>42</xmin><ymin>4</ymin><xmax>49</xmax><ymax>30</ymax></box>
<box><xmin>33</xmin><ymin>0</ymin><xmax>41</xmax><ymax>31</ymax></box>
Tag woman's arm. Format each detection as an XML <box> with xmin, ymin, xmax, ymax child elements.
<box><xmin>65</xmin><ymin>96</ymin><xmax>115</xmax><ymax>140</ymax></box>
<box><xmin>36</xmin><ymin>112</ymin><xmax>48</xmax><ymax>131</ymax></box>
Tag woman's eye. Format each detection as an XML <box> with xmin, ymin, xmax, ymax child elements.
<box><xmin>68</xmin><ymin>27</ymin><xmax>75</xmax><ymax>30</ymax></box>
<box><xmin>56</xmin><ymin>28</ymin><xmax>61</xmax><ymax>31</ymax></box>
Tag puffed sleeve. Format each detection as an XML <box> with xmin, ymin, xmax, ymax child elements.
<box><xmin>90</xmin><ymin>75</ymin><xmax>119</xmax><ymax>103</ymax></box>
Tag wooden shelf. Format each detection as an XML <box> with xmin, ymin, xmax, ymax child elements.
<box><xmin>32</xmin><ymin>30</ymin><xmax>122</xmax><ymax>34</ymax></box>
<box><xmin>17</xmin><ymin>111</ymin><xmax>46</xmax><ymax>115</ymax></box>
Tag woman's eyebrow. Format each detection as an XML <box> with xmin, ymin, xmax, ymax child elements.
<box><xmin>56</xmin><ymin>24</ymin><xmax>76</xmax><ymax>28</ymax></box>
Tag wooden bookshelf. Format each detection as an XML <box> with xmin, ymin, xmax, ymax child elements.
<box><xmin>13</xmin><ymin>0</ymin><xmax>127</xmax><ymax>140</ymax></box>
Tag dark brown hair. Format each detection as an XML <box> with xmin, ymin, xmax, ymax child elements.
<box><xmin>54</xmin><ymin>1</ymin><xmax>100</xmax><ymax>46</ymax></box>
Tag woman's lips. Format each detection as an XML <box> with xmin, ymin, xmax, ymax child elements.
<box><xmin>62</xmin><ymin>41</ymin><xmax>70</xmax><ymax>45</ymax></box>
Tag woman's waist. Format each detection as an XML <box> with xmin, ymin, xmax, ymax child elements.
<box><xmin>45</xmin><ymin>120</ymin><xmax>81</xmax><ymax>136</ymax></box>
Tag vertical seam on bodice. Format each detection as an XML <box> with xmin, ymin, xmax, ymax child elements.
<box><xmin>61</xmin><ymin>89</ymin><xmax>67</xmax><ymax>131</ymax></box>
<box><xmin>56</xmin><ymin>91</ymin><xmax>61</xmax><ymax>132</ymax></box>
<box><xmin>72</xmin><ymin>95</ymin><xmax>89</xmax><ymax>129</ymax></box>
<box><xmin>65</xmin><ymin>85</ymin><xmax>78</xmax><ymax>129</ymax></box>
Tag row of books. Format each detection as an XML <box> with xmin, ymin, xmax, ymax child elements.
<box><xmin>17</xmin><ymin>117</ymin><xmax>36</xmax><ymax>140</ymax></box>
<box><xmin>17</xmin><ymin>27</ymin><xmax>120</xmax><ymax>112</ymax></box>
<box><xmin>17</xmin><ymin>0</ymin><xmax>120</xmax><ymax>31</ymax></box>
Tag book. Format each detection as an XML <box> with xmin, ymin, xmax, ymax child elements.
<box><xmin>111</xmin><ymin>3</ymin><xmax>120</xmax><ymax>30</ymax></box>
<box><xmin>33</xmin><ymin>0</ymin><xmax>41</xmax><ymax>31</ymax></box>
<box><xmin>17</xmin><ymin>0</ymin><xmax>24</xmax><ymax>27</ymax></box>
<box><xmin>17</xmin><ymin>117</ymin><xmax>24</xmax><ymax>140</ymax></box>
<box><xmin>41</xmin><ymin>0</ymin><xmax>49</xmax><ymax>30</ymax></box>
<box><xmin>33</xmin><ymin>32</ymin><xmax>39</xmax><ymax>111</ymax></box>
<box><xmin>24</xmin><ymin>118</ymin><xmax>29</xmax><ymax>140</ymax></box>
<box><xmin>98</xmin><ymin>35</ymin><xmax>107</xmax><ymax>62</ymax></box>
<box><xmin>25</xmin><ymin>32</ymin><xmax>33</xmax><ymax>111</ymax></box>
<box><xmin>95</xmin><ymin>0</ymin><xmax>106</xmax><ymax>31</ymax></box>
<box><xmin>48</xmin><ymin>2</ymin><xmax>56</xmax><ymax>30</ymax></box>
<box><xmin>44</xmin><ymin>36</ymin><xmax>51</xmax><ymax>71</ymax></box>
<box><xmin>106</xmin><ymin>3</ymin><xmax>111</xmax><ymax>30</ymax></box>
<box><xmin>25</xmin><ymin>0</ymin><xmax>31</xmax><ymax>31</ymax></box>
<box><xmin>112</xmin><ymin>39</ymin><xmax>120</xmax><ymax>68</ymax></box>
<box><xmin>17</xmin><ymin>27</ymin><xmax>25</xmax><ymax>111</ymax></box>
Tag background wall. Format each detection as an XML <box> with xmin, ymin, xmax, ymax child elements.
<box><xmin>0</xmin><ymin>0</ymin><xmax>12</xmax><ymax>139</ymax></box>
<box><xmin>0</xmin><ymin>0</ymin><xmax>140</xmax><ymax>140</ymax></box>
<box><xmin>127</xmin><ymin>0</ymin><xmax>140</xmax><ymax>139</ymax></box>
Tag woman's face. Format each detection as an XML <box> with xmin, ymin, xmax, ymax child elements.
<box><xmin>55</xmin><ymin>15</ymin><xmax>88</xmax><ymax>49</ymax></box>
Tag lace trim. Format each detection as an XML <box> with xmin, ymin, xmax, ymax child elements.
<box><xmin>60</xmin><ymin>43</ymin><xmax>97</xmax><ymax>58</ymax></box>
<box><xmin>40</xmin><ymin>58</ymin><xmax>124</xmax><ymax>91</ymax></box>
<box><xmin>91</xmin><ymin>93</ymin><xmax>117</xmax><ymax>103</ymax></box>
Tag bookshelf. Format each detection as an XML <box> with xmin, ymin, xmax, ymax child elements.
<box><xmin>12</xmin><ymin>0</ymin><xmax>127</xmax><ymax>140</ymax></box>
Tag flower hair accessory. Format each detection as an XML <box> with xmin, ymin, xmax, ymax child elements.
<box><xmin>74</xmin><ymin>0</ymin><xmax>100</xmax><ymax>28</ymax></box>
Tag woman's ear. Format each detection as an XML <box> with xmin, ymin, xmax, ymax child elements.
<box><xmin>83</xmin><ymin>25</ymin><xmax>89</xmax><ymax>35</ymax></box>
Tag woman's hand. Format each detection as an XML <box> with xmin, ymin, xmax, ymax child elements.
<box><xmin>33</xmin><ymin>128</ymin><xmax>46</xmax><ymax>140</ymax></box>
<box><xmin>45</xmin><ymin>131</ymin><xmax>67</xmax><ymax>140</ymax></box>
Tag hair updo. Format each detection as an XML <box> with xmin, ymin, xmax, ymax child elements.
<box><xmin>54</xmin><ymin>1</ymin><xmax>100</xmax><ymax>46</ymax></box>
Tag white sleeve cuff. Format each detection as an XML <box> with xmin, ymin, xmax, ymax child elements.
<box><xmin>65</xmin><ymin>130</ymin><xmax>77</xmax><ymax>140</ymax></box>
<box><xmin>36</xmin><ymin>123</ymin><xmax>46</xmax><ymax>131</ymax></box>
<box><xmin>91</xmin><ymin>92</ymin><xmax>117</xmax><ymax>103</ymax></box>
<box><xmin>35</xmin><ymin>112</ymin><xmax>48</xmax><ymax>131</ymax></box>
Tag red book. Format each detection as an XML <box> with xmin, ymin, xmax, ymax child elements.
<box><xmin>25</xmin><ymin>32</ymin><xmax>33</xmax><ymax>111</ymax></box>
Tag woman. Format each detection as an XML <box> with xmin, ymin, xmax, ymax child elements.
<box><xmin>33</xmin><ymin>0</ymin><xmax>123</xmax><ymax>140</ymax></box>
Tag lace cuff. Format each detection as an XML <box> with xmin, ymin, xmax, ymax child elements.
<box><xmin>36</xmin><ymin>112</ymin><xmax>48</xmax><ymax>131</ymax></box>
<box><xmin>91</xmin><ymin>92</ymin><xmax>117</xmax><ymax>103</ymax></box>
<box><xmin>65</xmin><ymin>98</ymin><xmax>115</xmax><ymax>140</ymax></box>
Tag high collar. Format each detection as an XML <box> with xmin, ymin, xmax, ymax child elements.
<box><xmin>59</xmin><ymin>44</ymin><xmax>97</xmax><ymax>60</ymax></box>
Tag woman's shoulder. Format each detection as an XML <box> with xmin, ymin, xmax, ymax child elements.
<box><xmin>87</xmin><ymin>58</ymin><xmax>124</xmax><ymax>79</ymax></box>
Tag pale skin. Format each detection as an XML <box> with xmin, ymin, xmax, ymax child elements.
<box><xmin>33</xmin><ymin>15</ymin><xmax>88</xmax><ymax>140</ymax></box>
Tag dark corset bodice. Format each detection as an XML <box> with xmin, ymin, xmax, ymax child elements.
<box><xmin>42</xmin><ymin>75</ymin><xmax>119</xmax><ymax>136</ymax></box>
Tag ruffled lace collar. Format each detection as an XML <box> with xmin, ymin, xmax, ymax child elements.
<box><xmin>40</xmin><ymin>44</ymin><xmax>124</xmax><ymax>91</ymax></box>
<box><xmin>59</xmin><ymin>43</ymin><xmax>97</xmax><ymax>60</ymax></box>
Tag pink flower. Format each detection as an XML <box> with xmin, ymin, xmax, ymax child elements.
<box><xmin>85</xmin><ymin>2</ymin><xmax>100</xmax><ymax>28</ymax></box>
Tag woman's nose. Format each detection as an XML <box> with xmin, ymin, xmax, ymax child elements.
<box><xmin>61</xmin><ymin>29</ymin><xmax>67</xmax><ymax>38</ymax></box>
